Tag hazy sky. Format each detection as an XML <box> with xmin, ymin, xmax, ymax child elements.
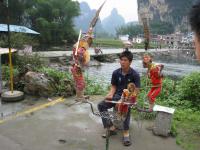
<box><xmin>74</xmin><ymin>0</ymin><xmax>138</xmax><ymax>23</ymax></box>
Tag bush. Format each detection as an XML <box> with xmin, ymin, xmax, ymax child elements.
<box><xmin>14</xmin><ymin>53</ymin><xmax>46</xmax><ymax>73</ymax></box>
<box><xmin>85</xmin><ymin>77</ymin><xmax>108</xmax><ymax>95</ymax></box>
<box><xmin>2</xmin><ymin>65</ymin><xmax>19</xmax><ymax>81</ymax></box>
<box><xmin>38</xmin><ymin>67</ymin><xmax>74</xmax><ymax>96</ymax></box>
<box><xmin>178</xmin><ymin>72</ymin><xmax>200</xmax><ymax>107</ymax></box>
<box><xmin>0</xmin><ymin>33</ymin><xmax>37</xmax><ymax>49</ymax></box>
<box><xmin>38</xmin><ymin>67</ymin><xmax>72</xmax><ymax>82</ymax></box>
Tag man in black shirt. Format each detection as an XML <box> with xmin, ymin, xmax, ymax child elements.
<box><xmin>98</xmin><ymin>50</ymin><xmax>140</xmax><ymax>146</ymax></box>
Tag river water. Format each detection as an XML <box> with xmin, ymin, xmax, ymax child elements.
<box><xmin>86</xmin><ymin>59</ymin><xmax>200</xmax><ymax>84</ymax></box>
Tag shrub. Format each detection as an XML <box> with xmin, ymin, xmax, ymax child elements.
<box><xmin>14</xmin><ymin>53</ymin><xmax>46</xmax><ymax>73</ymax></box>
<box><xmin>178</xmin><ymin>72</ymin><xmax>200</xmax><ymax>107</ymax></box>
<box><xmin>38</xmin><ymin>67</ymin><xmax>74</xmax><ymax>96</ymax></box>
<box><xmin>2</xmin><ymin>65</ymin><xmax>19</xmax><ymax>81</ymax></box>
<box><xmin>85</xmin><ymin>77</ymin><xmax>107</xmax><ymax>95</ymax></box>
<box><xmin>0</xmin><ymin>33</ymin><xmax>37</xmax><ymax>49</ymax></box>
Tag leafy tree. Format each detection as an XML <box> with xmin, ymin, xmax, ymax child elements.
<box><xmin>149</xmin><ymin>21</ymin><xmax>175</xmax><ymax>35</ymax></box>
<box><xmin>27</xmin><ymin>0</ymin><xmax>80</xmax><ymax>46</ymax></box>
<box><xmin>0</xmin><ymin>0</ymin><xmax>31</xmax><ymax>25</ymax></box>
<box><xmin>116</xmin><ymin>21</ymin><xmax>174</xmax><ymax>37</ymax></box>
<box><xmin>116</xmin><ymin>24</ymin><xmax>143</xmax><ymax>37</ymax></box>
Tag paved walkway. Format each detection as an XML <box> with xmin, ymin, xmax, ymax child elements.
<box><xmin>0</xmin><ymin>96</ymin><xmax>183</xmax><ymax>150</ymax></box>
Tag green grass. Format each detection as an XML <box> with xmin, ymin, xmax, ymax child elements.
<box><xmin>172</xmin><ymin>110</ymin><xmax>200</xmax><ymax>150</ymax></box>
<box><xmin>93</xmin><ymin>38</ymin><xmax>166</xmax><ymax>49</ymax></box>
<box><xmin>93</xmin><ymin>38</ymin><xmax>124</xmax><ymax>48</ymax></box>
<box><xmin>135</xmin><ymin>75</ymin><xmax>200</xmax><ymax>150</ymax></box>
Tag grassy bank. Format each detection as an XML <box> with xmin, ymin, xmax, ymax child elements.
<box><xmin>93</xmin><ymin>38</ymin><xmax>124</xmax><ymax>48</ymax></box>
<box><xmin>86</xmin><ymin>72</ymin><xmax>200</xmax><ymax>150</ymax></box>
<box><xmin>138</xmin><ymin>74</ymin><xmax>200</xmax><ymax>150</ymax></box>
<box><xmin>93</xmin><ymin>38</ymin><xmax>165</xmax><ymax>49</ymax></box>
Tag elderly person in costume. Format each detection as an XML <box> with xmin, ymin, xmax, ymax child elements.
<box><xmin>142</xmin><ymin>54</ymin><xmax>164</xmax><ymax>111</ymax></box>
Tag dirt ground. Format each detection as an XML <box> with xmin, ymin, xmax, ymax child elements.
<box><xmin>0</xmin><ymin>95</ymin><xmax>183</xmax><ymax>150</ymax></box>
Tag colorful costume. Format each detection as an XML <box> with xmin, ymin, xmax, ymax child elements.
<box><xmin>71</xmin><ymin>64</ymin><xmax>85</xmax><ymax>91</ymax></box>
<box><xmin>71</xmin><ymin>2</ymin><xmax>106</xmax><ymax>100</ymax></box>
<box><xmin>147</xmin><ymin>63</ymin><xmax>164</xmax><ymax>104</ymax></box>
<box><xmin>142</xmin><ymin>54</ymin><xmax>164</xmax><ymax>111</ymax></box>
<box><xmin>117</xmin><ymin>83</ymin><xmax>137</xmax><ymax>119</ymax></box>
<box><xmin>71</xmin><ymin>30</ymin><xmax>91</xmax><ymax>100</ymax></box>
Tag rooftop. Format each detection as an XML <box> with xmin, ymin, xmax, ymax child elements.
<box><xmin>0</xmin><ymin>24</ymin><xmax>40</xmax><ymax>34</ymax></box>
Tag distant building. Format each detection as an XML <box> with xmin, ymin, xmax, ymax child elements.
<box><xmin>119</xmin><ymin>34</ymin><xmax>133</xmax><ymax>48</ymax></box>
<box><xmin>132</xmin><ymin>36</ymin><xmax>144</xmax><ymax>44</ymax></box>
<box><xmin>163</xmin><ymin>32</ymin><xmax>184</xmax><ymax>48</ymax></box>
<box><xmin>180</xmin><ymin>32</ymin><xmax>194</xmax><ymax>49</ymax></box>
<box><xmin>119</xmin><ymin>34</ymin><xmax>129</xmax><ymax>41</ymax></box>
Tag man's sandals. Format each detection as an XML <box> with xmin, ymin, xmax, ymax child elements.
<box><xmin>122</xmin><ymin>136</ymin><xmax>132</xmax><ymax>146</ymax></box>
<box><xmin>101</xmin><ymin>130</ymin><xmax>132</xmax><ymax>147</ymax></box>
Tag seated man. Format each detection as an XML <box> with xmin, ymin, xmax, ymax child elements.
<box><xmin>98</xmin><ymin>50</ymin><xmax>140</xmax><ymax>146</ymax></box>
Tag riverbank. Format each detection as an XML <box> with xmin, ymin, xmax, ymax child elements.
<box><xmin>1</xmin><ymin>52</ymin><xmax>200</xmax><ymax>150</ymax></box>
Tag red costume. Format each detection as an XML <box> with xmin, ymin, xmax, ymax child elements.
<box><xmin>118</xmin><ymin>89</ymin><xmax>137</xmax><ymax>114</ymax></box>
<box><xmin>147</xmin><ymin>63</ymin><xmax>163</xmax><ymax>103</ymax></box>
<box><xmin>71</xmin><ymin>64</ymin><xmax>85</xmax><ymax>91</ymax></box>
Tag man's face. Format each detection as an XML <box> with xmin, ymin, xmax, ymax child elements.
<box><xmin>194</xmin><ymin>34</ymin><xmax>200</xmax><ymax>61</ymax></box>
<box><xmin>120</xmin><ymin>57</ymin><xmax>131</xmax><ymax>70</ymax></box>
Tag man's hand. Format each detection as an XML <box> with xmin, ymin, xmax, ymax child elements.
<box><xmin>105</xmin><ymin>85</ymin><xmax>116</xmax><ymax>101</ymax></box>
<box><xmin>105</xmin><ymin>94</ymin><xmax>113</xmax><ymax>101</ymax></box>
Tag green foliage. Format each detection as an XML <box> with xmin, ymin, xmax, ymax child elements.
<box><xmin>0</xmin><ymin>35</ymin><xmax>8</xmax><ymax>47</ymax></box>
<box><xmin>149</xmin><ymin>21</ymin><xmax>175</xmax><ymax>35</ymax></box>
<box><xmin>133</xmin><ymin>42</ymin><xmax>164</xmax><ymax>49</ymax></box>
<box><xmin>170</xmin><ymin>121</ymin><xmax>178</xmax><ymax>137</ymax></box>
<box><xmin>38</xmin><ymin>67</ymin><xmax>72</xmax><ymax>82</ymax></box>
<box><xmin>0</xmin><ymin>33</ymin><xmax>36</xmax><ymax>49</ymax></box>
<box><xmin>0</xmin><ymin>0</ymin><xmax>30</xmax><ymax>24</ymax></box>
<box><xmin>178</xmin><ymin>72</ymin><xmax>200</xmax><ymax>107</ymax></box>
<box><xmin>2</xmin><ymin>65</ymin><xmax>19</xmax><ymax>81</ymax></box>
<box><xmin>93</xmin><ymin>38</ymin><xmax>123</xmax><ymax>48</ymax></box>
<box><xmin>85</xmin><ymin>77</ymin><xmax>107</xmax><ymax>95</ymax></box>
<box><xmin>1</xmin><ymin>54</ymin><xmax>46</xmax><ymax>90</ymax></box>
<box><xmin>173</xmin><ymin>109</ymin><xmax>200</xmax><ymax>150</ymax></box>
<box><xmin>138</xmin><ymin>74</ymin><xmax>200</xmax><ymax>150</ymax></box>
<box><xmin>11</xmin><ymin>33</ymin><xmax>37</xmax><ymax>49</ymax></box>
<box><xmin>27</xmin><ymin>0</ymin><xmax>80</xmax><ymax>46</ymax></box>
<box><xmin>116</xmin><ymin>24</ymin><xmax>143</xmax><ymax>37</ymax></box>
<box><xmin>0</xmin><ymin>0</ymin><xmax>80</xmax><ymax>48</ymax></box>
<box><xmin>14</xmin><ymin>53</ymin><xmax>46</xmax><ymax>73</ymax></box>
<box><xmin>116</xmin><ymin>21</ymin><xmax>174</xmax><ymax>37</ymax></box>
<box><xmin>38</xmin><ymin>67</ymin><xmax>74</xmax><ymax>95</ymax></box>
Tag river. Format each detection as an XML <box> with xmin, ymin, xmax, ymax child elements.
<box><xmin>86</xmin><ymin>59</ymin><xmax>200</xmax><ymax>84</ymax></box>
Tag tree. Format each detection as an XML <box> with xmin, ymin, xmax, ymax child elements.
<box><xmin>149</xmin><ymin>21</ymin><xmax>175</xmax><ymax>35</ymax></box>
<box><xmin>0</xmin><ymin>0</ymin><xmax>32</xmax><ymax>25</ymax></box>
<box><xmin>27</xmin><ymin>0</ymin><xmax>80</xmax><ymax>47</ymax></box>
<box><xmin>116</xmin><ymin>21</ymin><xmax>174</xmax><ymax>37</ymax></box>
<box><xmin>116</xmin><ymin>24</ymin><xmax>143</xmax><ymax>37</ymax></box>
